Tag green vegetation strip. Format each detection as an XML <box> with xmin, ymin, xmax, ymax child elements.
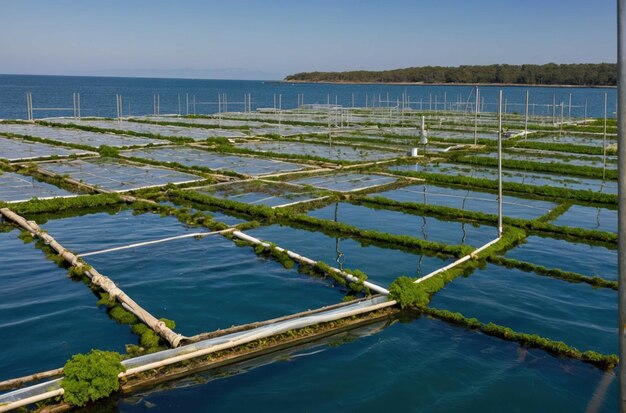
<box><xmin>0</xmin><ymin>193</ymin><xmax>123</xmax><ymax>216</ymax></box>
<box><xmin>422</xmin><ymin>307</ymin><xmax>618</xmax><ymax>370</ymax></box>
<box><xmin>488</xmin><ymin>255</ymin><xmax>617</xmax><ymax>290</ymax></box>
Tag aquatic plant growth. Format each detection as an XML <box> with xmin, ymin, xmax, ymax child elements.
<box><xmin>61</xmin><ymin>350</ymin><xmax>126</xmax><ymax>407</ymax></box>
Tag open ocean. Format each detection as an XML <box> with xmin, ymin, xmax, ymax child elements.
<box><xmin>0</xmin><ymin>74</ymin><xmax>617</xmax><ymax>120</ymax></box>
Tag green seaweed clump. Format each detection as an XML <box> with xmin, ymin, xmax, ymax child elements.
<box><xmin>388</xmin><ymin>276</ymin><xmax>428</xmax><ymax>309</ymax></box>
<box><xmin>61</xmin><ymin>350</ymin><xmax>126</xmax><ymax>407</ymax></box>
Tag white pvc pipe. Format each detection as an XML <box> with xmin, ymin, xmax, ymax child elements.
<box><xmin>414</xmin><ymin>237</ymin><xmax>501</xmax><ymax>284</ymax></box>
<box><xmin>0</xmin><ymin>389</ymin><xmax>64</xmax><ymax>413</ymax></box>
<box><xmin>121</xmin><ymin>299</ymin><xmax>395</xmax><ymax>377</ymax></box>
<box><xmin>79</xmin><ymin>229</ymin><xmax>234</xmax><ymax>257</ymax></box>
<box><xmin>232</xmin><ymin>231</ymin><xmax>389</xmax><ymax>295</ymax></box>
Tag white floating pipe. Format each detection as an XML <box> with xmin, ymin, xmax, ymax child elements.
<box><xmin>414</xmin><ymin>237</ymin><xmax>502</xmax><ymax>285</ymax></box>
<box><xmin>79</xmin><ymin>229</ymin><xmax>234</xmax><ymax>257</ymax></box>
<box><xmin>0</xmin><ymin>389</ymin><xmax>65</xmax><ymax>413</ymax></box>
<box><xmin>232</xmin><ymin>231</ymin><xmax>389</xmax><ymax>295</ymax></box>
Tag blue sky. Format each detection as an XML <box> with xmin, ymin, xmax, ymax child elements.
<box><xmin>0</xmin><ymin>0</ymin><xmax>616</xmax><ymax>79</ymax></box>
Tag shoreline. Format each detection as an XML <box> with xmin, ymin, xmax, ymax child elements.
<box><xmin>282</xmin><ymin>80</ymin><xmax>616</xmax><ymax>88</ymax></box>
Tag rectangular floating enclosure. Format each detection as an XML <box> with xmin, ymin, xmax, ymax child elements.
<box><xmin>552</xmin><ymin>204</ymin><xmax>617</xmax><ymax>233</ymax></box>
<box><xmin>0</xmin><ymin>172</ymin><xmax>75</xmax><ymax>202</ymax></box>
<box><xmin>289</xmin><ymin>173</ymin><xmax>397</xmax><ymax>192</ymax></box>
<box><xmin>247</xmin><ymin>224</ymin><xmax>454</xmax><ymax>286</ymax></box>
<box><xmin>236</xmin><ymin>141</ymin><xmax>402</xmax><ymax>162</ymax></box>
<box><xmin>120</xmin><ymin>147</ymin><xmax>308</xmax><ymax>176</ymax></box>
<box><xmin>39</xmin><ymin>209</ymin><xmax>207</xmax><ymax>255</ymax></box>
<box><xmin>429</xmin><ymin>263</ymin><xmax>617</xmax><ymax>354</ymax></box>
<box><xmin>504</xmin><ymin>235</ymin><xmax>617</xmax><ymax>280</ymax></box>
<box><xmin>48</xmin><ymin>119</ymin><xmax>247</xmax><ymax>140</ymax></box>
<box><xmin>251</xmin><ymin>125</ymin><xmax>331</xmax><ymax>136</ymax></box>
<box><xmin>134</xmin><ymin>116</ymin><xmax>268</xmax><ymax>128</ymax></box>
<box><xmin>114</xmin><ymin>315</ymin><xmax>615</xmax><ymax>413</ymax></box>
<box><xmin>0</xmin><ymin>228</ymin><xmax>134</xmax><ymax>381</ymax></box>
<box><xmin>427</xmin><ymin>130</ymin><xmax>499</xmax><ymax>141</ymax></box>
<box><xmin>0</xmin><ymin>136</ymin><xmax>95</xmax><ymax>161</ymax></box>
<box><xmin>472</xmin><ymin>152</ymin><xmax>617</xmax><ymax>170</ymax></box>
<box><xmin>37</xmin><ymin>158</ymin><xmax>203</xmax><ymax>192</ymax></box>
<box><xmin>0</xmin><ymin>123</ymin><xmax>168</xmax><ymax>148</ymax></box>
<box><xmin>390</xmin><ymin>162</ymin><xmax>617</xmax><ymax>194</ymax></box>
<box><xmin>528</xmin><ymin>134</ymin><xmax>617</xmax><ymax>147</ymax></box>
<box><xmin>190</xmin><ymin>180</ymin><xmax>321</xmax><ymax>208</ymax></box>
<box><xmin>370</xmin><ymin>183</ymin><xmax>556</xmax><ymax>220</ymax></box>
<box><xmin>307</xmin><ymin>202</ymin><xmax>497</xmax><ymax>247</ymax></box>
<box><xmin>79</xmin><ymin>234</ymin><xmax>344</xmax><ymax>336</ymax></box>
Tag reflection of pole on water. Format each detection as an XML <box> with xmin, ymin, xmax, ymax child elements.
<box><xmin>334</xmin><ymin>203</ymin><xmax>345</xmax><ymax>271</ymax></box>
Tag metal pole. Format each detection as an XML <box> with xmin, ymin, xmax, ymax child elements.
<box><xmin>552</xmin><ymin>94</ymin><xmax>556</xmax><ymax>125</ymax></box>
<box><xmin>605</xmin><ymin>92</ymin><xmax>609</xmax><ymax>179</ymax></box>
<box><xmin>618</xmin><ymin>1</ymin><xmax>626</xmax><ymax>410</ymax></box>
<box><xmin>559</xmin><ymin>102</ymin><xmax>564</xmax><ymax>139</ymax></box>
<box><xmin>525</xmin><ymin>90</ymin><xmax>529</xmax><ymax>137</ymax></box>
<box><xmin>474</xmin><ymin>86</ymin><xmax>479</xmax><ymax>145</ymax></box>
<box><xmin>497</xmin><ymin>90</ymin><xmax>503</xmax><ymax>238</ymax></box>
<box><xmin>193</xmin><ymin>95</ymin><xmax>196</xmax><ymax>115</ymax></box>
<box><xmin>568</xmin><ymin>93</ymin><xmax>572</xmax><ymax>119</ymax></box>
<box><xmin>585</xmin><ymin>98</ymin><xmax>588</xmax><ymax>119</ymax></box>
<box><xmin>178</xmin><ymin>94</ymin><xmax>181</xmax><ymax>116</ymax></box>
<box><xmin>77</xmin><ymin>93</ymin><xmax>81</xmax><ymax>119</ymax></box>
<box><xmin>186</xmin><ymin>94</ymin><xmax>189</xmax><ymax>115</ymax></box>
<box><xmin>157</xmin><ymin>94</ymin><xmax>160</xmax><ymax>115</ymax></box>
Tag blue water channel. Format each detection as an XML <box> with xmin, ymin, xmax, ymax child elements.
<box><xmin>116</xmin><ymin>316</ymin><xmax>617</xmax><ymax>413</ymax></box>
<box><xmin>554</xmin><ymin>204</ymin><xmax>617</xmax><ymax>233</ymax></box>
<box><xmin>247</xmin><ymin>225</ymin><xmax>454</xmax><ymax>286</ymax></box>
<box><xmin>307</xmin><ymin>202</ymin><xmax>498</xmax><ymax>247</ymax></box>
<box><xmin>430</xmin><ymin>263</ymin><xmax>617</xmax><ymax>355</ymax></box>
<box><xmin>0</xmin><ymin>228</ymin><xmax>133</xmax><ymax>381</ymax></box>
<box><xmin>370</xmin><ymin>183</ymin><xmax>555</xmax><ymax>220</ymax></box>
<box><xmin>505</xmin><ymin>235</ymin><xmax>617</xmax><ymax>280</ymax></box>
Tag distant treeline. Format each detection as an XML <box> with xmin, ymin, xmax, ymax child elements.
<box><xmin>285</xmin><ymin>63</ymin><xmax>616</xmax><ymax>86</ymax></box>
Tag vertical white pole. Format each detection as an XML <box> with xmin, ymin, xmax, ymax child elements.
<box><xmin>617</xmin><ymin>0</ymin><xmax>626</xmax><ymax>408</ymax></box>
<box><xmin>568</xmin><ymin>93</ymin><xmax>572</xmax><ymax>119</ymax></box>
<box><xmin>559</xmin><ymin>102</ymin><xmax>564</xmax><ymax>139</ymax></box>
<box><xmin>474</xmin><ymin>86</ymin><xmax>479</xmax><ymax>145</ymax></box>
<box><xmin>186</xmin><ymin>93</ymin><xmax>189</xmax><ymax>115</ymax></box>
<box><xmin>605</xmin><ymin>92</ymin><xmax>608</xmax><ymax>179</ymax></box>
<box><xmin>497</xmin><ymin>90</ymin><xmax>503</xmax><ymax>238</ymax></box>
<box><xmin>525</xmin><ymin>89</ymin><xmax>529</xmax><ymax>138</ymax></box>
<box><xmin>178</xmin><ymin>94</ymin><xmax>181</xmax><ymax>116</ymax></box>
